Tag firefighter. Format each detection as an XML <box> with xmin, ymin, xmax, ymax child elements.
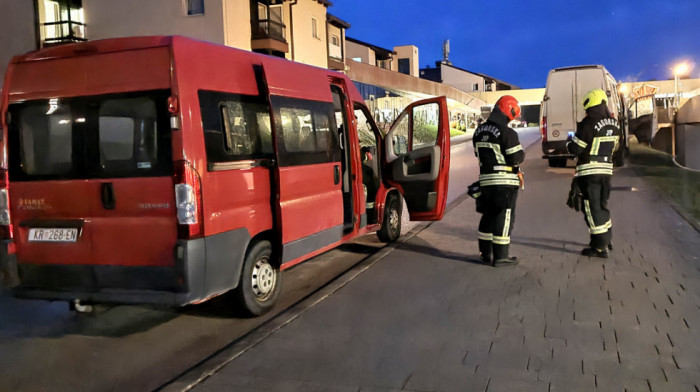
<box><xmin>473</xmin><ymin>95</ymin><xmax>524</xmax><ymax>267</ymax></box>
<box><xmin>567</xmin><ymin>88</ymin><xmax>621</xmax><ymax>258</ymax></box>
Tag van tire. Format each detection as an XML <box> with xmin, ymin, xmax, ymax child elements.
<box><xmin>377</xmin><ymin>194</ymin><xmax>402</xmax><ymax>243</ymax></box>
<box><xmin>548</xmin><ymin>158</ymin><xmax>566</xmax><ymax>168</ymax></box>
<box><xmin>233</xmin><ymin>240</ymin><xmax>281</xmax><ymax>317</ymax></box>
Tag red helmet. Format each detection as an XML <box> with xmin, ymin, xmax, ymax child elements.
<box><xmin>495</xmin><ymin>95</ymin><xmax>521</xmax><ymax>121</ymax></box>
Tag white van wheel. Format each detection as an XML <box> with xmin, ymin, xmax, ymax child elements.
<box><xmin>234</xmin><ymin>240</ymin><xmax>281</xmax><ymax>316</ymax></box>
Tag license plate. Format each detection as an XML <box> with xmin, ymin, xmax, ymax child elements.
<box><xmin>28</xmin><ymin>228</ymin><xmax>79</xmax><ymax>242</ymax></box>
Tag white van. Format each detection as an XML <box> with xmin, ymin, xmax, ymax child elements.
<box><xmin>540</xmin><ymin>65</ymin><xmax>628</xmax><ymax>167</ymax></box>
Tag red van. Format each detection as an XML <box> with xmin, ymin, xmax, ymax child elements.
<box><xmin>0</xmin><ymin>36</ymin><xmax>450</xmax><ymax>315</ymax></box>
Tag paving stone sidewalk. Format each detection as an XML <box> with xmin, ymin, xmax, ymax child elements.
<box><xmin>190</xmin><ymin>152</ymin><xmax>700</xmax><ymax>392</ymax></box>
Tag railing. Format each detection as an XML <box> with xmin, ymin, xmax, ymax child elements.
<box><xmin>329</xmin><ymin>44</ymin><xmax>342</xmax><ymax>60</ymax></box>
<box><xmin>252</xmin><ymin>19</ymin><xmax>286</xmax><ymax>42</ymax></box>
<box><xmin>41</xmin><ymin>20</ymin><xmax>87</xmax><ymax>45</ymax></box>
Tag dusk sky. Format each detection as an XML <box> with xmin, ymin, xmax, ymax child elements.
<box><xmin>328</xmin><ymin>0</ymin><xmax>700</xmax><ymax>89</ymax></box>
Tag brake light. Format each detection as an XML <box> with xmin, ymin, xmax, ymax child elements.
<box><xmin>0</xmin><ymin>169</ymin><xmax>12</xmax><ymax>239</ymax></box>
<box><xmin>540</xmin><ymin>116</ymin><xmax>548</xmax><ymax>142</ymax></box>
<box><xmin>174</xmin><ymin>160</ymin><xmax>203</xmax><ymax>239</ymax></box>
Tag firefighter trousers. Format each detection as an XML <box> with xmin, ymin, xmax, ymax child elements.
<box><xmin>579</xmin><ymin>175</ymin><xmax>612</xmax><ymax>250</ymax></box>
<box><xmin>477</xmin><ymin>186</ymin><xmax>518</xmax><ymax>261</ymax></box>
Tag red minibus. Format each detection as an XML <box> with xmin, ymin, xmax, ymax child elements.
<box><xmin>0</xmin><ymin>36</ymin><xmax>450</xmax><ymax>315</ymax></box>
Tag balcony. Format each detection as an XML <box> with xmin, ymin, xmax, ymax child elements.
<box><xmin>41</xmin><ymin>20</ymin><xmax>87</xmax><ymax>46</ymax></box>
<box><xmin>251</xmin><ymin>19</ymin><xmax>288</xmax><ymax>55</ymax></box>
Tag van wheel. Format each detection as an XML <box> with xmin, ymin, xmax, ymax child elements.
<box><xmin>234</xmin><ymin>240</ymin><xmax>281</xmax><ymax>317</ymax></box>
<box><xmin>548</xmin><ymin>158</ymin><xmax>565</xmax><ymax>168</ymax></box>
<box><xmin>378</xmin><ymin>194</ymin><xmax>402</xmax><ymax>243</ymax></box>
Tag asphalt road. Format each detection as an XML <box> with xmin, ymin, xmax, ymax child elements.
<box><xmin>0</xmin><ymin>128</ymin><xmax>541</xmax><ymax>392</ymax></box>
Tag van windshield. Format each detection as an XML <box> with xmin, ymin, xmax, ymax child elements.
<box><xmin>8</xmin><ymin>90</ymin><xmax>172</xmax><ymax>181</ymax></box>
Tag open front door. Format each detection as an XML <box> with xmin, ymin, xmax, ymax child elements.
<box><xmin>383</xmin><ymin>96</ymin><xmax>450</xmax><ymax>221</ymax></box>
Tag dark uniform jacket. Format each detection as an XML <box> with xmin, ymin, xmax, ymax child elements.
<box><xmin>473</xmin><ymin>109</ymin><xmax>525</xmax><ymax>187</ymax></box>
<box><xmin>567</xmin><ymin>103</ymin><xmax>621</xmax><ymax>177</ymax></box>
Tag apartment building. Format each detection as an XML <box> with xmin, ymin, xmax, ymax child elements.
<box><xmin>0</xmin><ymin>0</ymin><xmax>349</xmax><ymax>79</ymax></box>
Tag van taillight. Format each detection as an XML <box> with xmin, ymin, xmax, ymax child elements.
<box><xmin>174</xmin><ymin>161</ymin><xmax>203</xmax><ymax>239</ymax></box>
<box><xmin>0</xmin><ymin>169</ymin><xmax>12</xmax><ymax>239</ymax></box>
<box><xmin>540</xmin><ymin>116</ymin><xmax>548</xmax><ymax>142</ymax></box>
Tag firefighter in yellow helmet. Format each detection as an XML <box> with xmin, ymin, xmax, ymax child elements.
<box><xmin>567</xmin><ymin>88</ymin><xmax>621</xmax><ymax>258</ymax></box>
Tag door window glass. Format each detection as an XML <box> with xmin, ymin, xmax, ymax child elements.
<box><xmin>272</xmin><ymin>96</ymin><xmax>340</xmax><ymax>166</ymax></box>
<box><xmin>98</xmin><ymin>97</ymin><xmax>160</xmax><ymax>175</ymax></box>
<box><xmin>17</xmin><ymin>101</ymin><xmax>73</xmax><ymax>176</ymax></box>
<box><xmin>8</xmin><ymin>91</ymin><xmax>171</xmax><ymax>181</ymax></box>
<box><xmin>199</xmin><ymin>90</ymin><xmax>273</xmax><ymax>163</ymax></box>
<box><xmin>412</xmin><ymin>102</ymin><xmax>440</xmax><ymax>149</ymax></box>
<box><xmin>391</xmin><ymin>112</ymin><xmax>409</xmax><ymax>155</ymax></box>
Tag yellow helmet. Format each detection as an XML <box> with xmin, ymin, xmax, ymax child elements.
<box><xmin>582</xmin><ymin>88</ymin><xmax>607</xmax><ymax>110</ymax></box>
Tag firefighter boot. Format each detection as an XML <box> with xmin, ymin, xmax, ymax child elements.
<box><xmin>493</xmin><ymin>244</ymin><xmax>518</xmax><ymax>267</ymax></box>
<box><xmin>478</xmin><ymin>239</ymin><xmax>493</xmax><ymax>266</ymax></box>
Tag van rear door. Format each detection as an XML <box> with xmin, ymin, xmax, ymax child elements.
<box><xmin>575</xmin><ymin>68</ymin><xmax>607</xmax><ymax>122</ymax></box>
<box><xmin>7</xmin><ymin>91</ymin><xmax>176</xmax><ymax>275</ymax></box>
<box><xmin>383</xmin><ymin>97</ymin><xmax>450</xmax><ymax>221</ymax></box>
<box><xmin>545</xmin><ymin>70</ymin><xmax>577</xmax><ymax>142</ymax></box>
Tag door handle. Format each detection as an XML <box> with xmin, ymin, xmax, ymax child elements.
<box><xmin>101</xmin><ymin>183</ymin><xmax>115</xmax><ymax>210</ymax></box>
<box><xmin>334</xmin><ymin>165</ymin><xmax>340</xmax><ymax>185</ymax></box>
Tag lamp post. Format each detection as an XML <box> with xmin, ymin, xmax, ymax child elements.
<box><xmin>673</xmin><ymin>62</ymin><xmax>688</xmax><ymax>109</ymax></box>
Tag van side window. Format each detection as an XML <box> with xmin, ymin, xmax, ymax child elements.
<box><xmin>271</xmin><ymin>96</ymin><xmax>340</xmax><ymax>166</ymax></box>
<box><xmin>15</xmin><ymin>102</ymin><xmax>74</xmax><ymax>176</ymax></box>
<box><xmin>199</xmin><ymin>90</ymin><xmax>273</xmax><ymax>163</ymax></box>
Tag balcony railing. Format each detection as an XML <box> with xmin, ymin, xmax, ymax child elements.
<box><xmin>252</xmin><ymin>19</ymin><xmax>286</xmax><ymax>42</ymax></box>
<box><xmin>329</xmin><ymin>44</ymin><xmax>342</xmax><ymax>61</ymax></box>
<box><xmin>41</xmin><ymin>20</ymin><xmax>87</xmax><ymax>45</ymax></box>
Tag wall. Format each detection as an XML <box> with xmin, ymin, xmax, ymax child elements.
<box><xmin>223</xmin><ymin>0</ymin><xmax>251</xmax><ymax>50</ymax></box>
<box><xmin>347</xmin><ymin>59</ymin><xmax>485</xmax><ymax>112</ymax></box>
<box><xmin>84</xmin><ymin>0</ymin><xmax>225</xmax><ymax>45</ymax></box>
<box><xmin>440</xmin><ymin>64</ymin><xmax>484</xmax><ymax>92</ymax></box>
<box><xmin>346</xmin><ymin>39</ymin><xmax>375</xmax><ymax>66</ymax></box>
<box><xmin>394</xmin><ymin>45</ymin><xmax>419</xmax><ymax>77</ymax></box>
<box><xmin>0</xmin><ymin>1</ymin><xmax>37</xmax><ymax>81</ymax></box>
<box><xmin>285</xmin><ymin>0</ymin><xmax>327</xmax><ymax>68</ymax></box>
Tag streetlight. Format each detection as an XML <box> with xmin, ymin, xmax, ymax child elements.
<box><xmin>673</xmin><ymin>62</ymin><xmax>689</xmax><ymax>109</ymax></box>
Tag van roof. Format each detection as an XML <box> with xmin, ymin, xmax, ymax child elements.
<box><xmin>7</xmin><ymin>36</ymin><xmax>364</xmax><ymax>105</ymax></box>
<box><xmin>13</xmin><ymin>36</ymin><xmax>174</xmax><ymax>63</ymax></box>
<box><xmin>552</xmin><ymin>65</ymin><xmax>607</xmax><ymax>72</ymax></box>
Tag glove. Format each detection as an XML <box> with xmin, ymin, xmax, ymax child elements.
<box><xmin>566</xmin><ymin>178</ymin><xmax>583</xmax><ymax>211</ymax></box>
<box><xmin>467</xmin><ymin>181</ymin><xmax>481</xmax><ymax>199</ymax></box>
<box><xmin>517</xmin><ymin>171</ymin><xmax>525</xmax><ymax>190</ymax></box>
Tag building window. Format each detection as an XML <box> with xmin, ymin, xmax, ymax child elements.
<box><xmin>485</xmin><ymin>84</ymin><xmax>493</xmax><ymax>92</ymax></box>
<box><xmin>253</xmin><ymin>0</ymin><xmax>286</xmax><ymax>42</ymax></box>
<box><xmin>186</xmin><ymin>0</ymin><xmax>205</xmax><ymax>16</ymax></box>
<box><xmin>37</xmin><ymin>0</ymin><xmax>86</xmax><ymax>47</ymax></box>
<box><xmin>331</xmin><ymin>35</ymin><xmax>339</xmax><ymax>46</ymax></box>
<box><xmin>312</xmin><ymin>18</ymin><xmax>319</xmax><ymax>39</ymax></box>
<box><xmin>472</xmin><ymin>83</ymin><xmax>479</xmax><ymax>91</ymax></box>
<box><xmin>398</xmin><ymin>58</ymin><xmax>410</xmax><ymax>75</ymax></box>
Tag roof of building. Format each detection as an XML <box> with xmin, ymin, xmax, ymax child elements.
<box><xmin>327</xmin><ymin>13</ymin><xmax>351</xmax><ymax>29</ymax></box>
<box><xmin>422</xmin><ymin>61</ymin><xmax>519</xmax><ymax>89</ymax></box>
<box><xmin>346</xmin><ymin>36</ymin><xmax>397</xmax><ymax>60</ymax></box>
<box><xmin>316</xmin><ymin>0</ymin><xmax>333</xmax><ymax>7</ymax></box>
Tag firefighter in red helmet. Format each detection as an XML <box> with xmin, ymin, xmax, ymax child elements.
<box><xmin>472</xmin><ymin>95</ymin><xmax>524</xmax><ymax>267</ymax></box>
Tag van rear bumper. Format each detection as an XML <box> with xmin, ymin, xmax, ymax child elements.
<box><xmin>541</xmin><ymin>140</ymin><xmax>575</xmax><ymax>159</ymax></box>
<box><xmin>10</xmin><ymin>229</ymin><xmax>251</xmax><ymax>306</ymax></box>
